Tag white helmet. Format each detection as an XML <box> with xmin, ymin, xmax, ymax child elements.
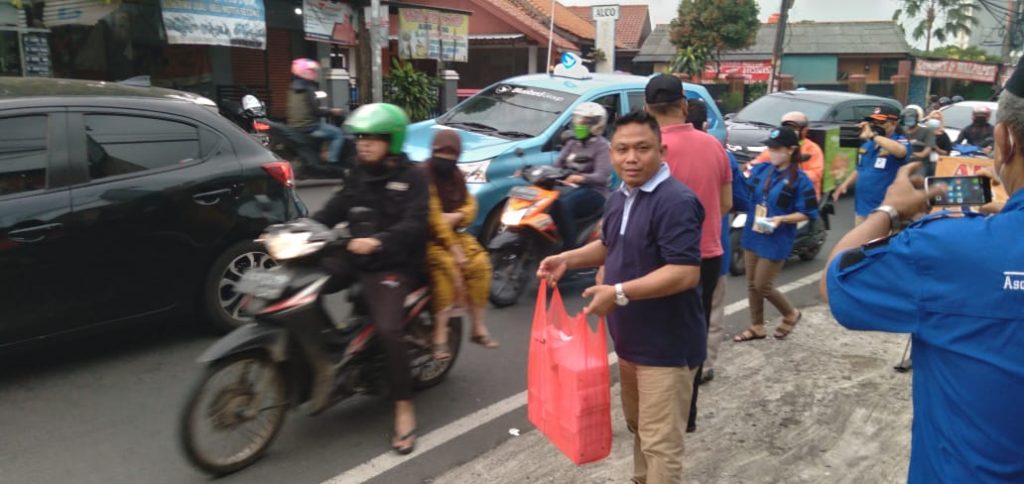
<box><xmin>572</xmin><ymin>102</ymin><xmax>608</xmax><ymax>137</ymax></box>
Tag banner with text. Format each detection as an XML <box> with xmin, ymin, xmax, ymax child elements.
<box><xmin>913</xmin><ymin>59</ymin><xmax>999</xmax><ymax>83</ymax></box>
<box><xmin>303</xmin><ymin>0</ymin><xmax>355</xmax><ymax>45</ymax></box>
<box><xmin>161</xmin><ymin>0</ymin><xmax>266</xmax><ymax>50</ymax></box>
<box><xmin>397</xmin><ymin>8</ymin><xmax>468</xmax><ymax>62</ymax></box>
<box><xmin>704</xmin><ymin>60</ymin><xmax>772</xmax><ymax>83</ymax></box>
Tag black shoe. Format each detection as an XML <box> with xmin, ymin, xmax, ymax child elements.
<box><xmin>686</xmin><ymin>422</ymin><xmax>696</xmax><ymax>433</ymax></box>
<box><xmin>698</xmin><ymin>368</ymin><xmax>715</xmax><ymax>385</ymax></box>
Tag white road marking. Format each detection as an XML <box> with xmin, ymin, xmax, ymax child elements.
<box><xmin>323</xmin><ymin>270</ymin><xmax>825</xmax><ymax>484</ymax></box>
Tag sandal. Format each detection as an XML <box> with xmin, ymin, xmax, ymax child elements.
<box><xmin>470</xmin><ymin>333</ymin><xmax>500</xmax><ymax>349</ymax></box>
<box><xmin>774</xmin><ymin>310</ymin><xmax>802</xmax><ymax>339</ymax></box>
<box><xmin>432</xmin><ymin>342</ymin><xmax>452</xmax><ymax>361</ymax></box>
<box><xmin>733</xmin><ymin>326</ymin><xmax>767</xmax><ymax>342</ymax></box>
<box><xmin>392</xmin><ymin>428</ymin><xmax>417</xmax><ymax>455</ymax></box>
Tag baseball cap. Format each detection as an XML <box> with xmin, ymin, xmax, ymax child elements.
<box><xmin>864</xmin><ymin>105</ymin><xmax>901</xmax><ymax>122</ymax></box>
<box><xmin>645</xmin><ymin>74</ymin><xmax>684</xmax><ymax>104</ymax></box>
<box><xmin>763</xmin><ymin>126</ymin><xmax>800</xmax><ymax>148</ymax></box>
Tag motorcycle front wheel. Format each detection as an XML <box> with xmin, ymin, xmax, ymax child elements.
<box><xmin>489</xmin><ymin>244</ymin><xmax>536</xmax><ymax>308</ymax></box>
<box><xmin>180</xmin><ymin>353</ymin><xmax>288</xmax><ymax>476</ymax></box>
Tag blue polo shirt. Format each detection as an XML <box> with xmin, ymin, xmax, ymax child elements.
<box><xmin>827</xmin><ymin>190</ymin><xmax>1024</xmax><ymax>483</ymax></box>
<box><xmin>601</xmin><ymin>163</ymin><xmax>706</xmax><ymax>368</ymax></box>
<box><xmin>739</xmin><ymin>163</ymin><xmax>818</xmax><ymax>261</ymax></box>
<box><xmin>855</xmin><ymin>134</ymin><xmax>912</xmax><ymax>216</ymax></box>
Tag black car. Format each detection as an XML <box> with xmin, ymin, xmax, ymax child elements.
<box><xmin>726</xmin><ymin>90</ymin><xmax>902</xmax><ymax>162</ymax></box>
<box><xmin>0</xmin><ymin>78</ymin><xmax>307</xmax><ymax>348</ymax></box>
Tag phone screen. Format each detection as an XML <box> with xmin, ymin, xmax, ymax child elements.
<box><xmin>926</xmin><ymin>176</ymin><xmax>992</xmax><ymax>206</ymax></box>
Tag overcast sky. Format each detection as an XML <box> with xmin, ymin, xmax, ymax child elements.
<box><xmin>561</xmin><ymin>0</ymin><xmax>936</xmax><ymax>48</ymax></box>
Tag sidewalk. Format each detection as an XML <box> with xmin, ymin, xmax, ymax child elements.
<box><xmin>432</xmin><ymin>305</ymin><xmax>913</xmax><ymax>484</ymax></box>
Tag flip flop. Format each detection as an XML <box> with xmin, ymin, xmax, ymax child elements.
<box><xmin>392</xmin><ymin>428</ymin><xmax>417</xmax><ymax>455</ymax></box>
<box><xmin>470</xmin><ymin>334</ymin><xmax>500</xmax><ymax>349</ymax></box>
<box><xmin>733</xmin><ymin>326</ymin><xmax>767</xmax><ymax>343</ymax></box>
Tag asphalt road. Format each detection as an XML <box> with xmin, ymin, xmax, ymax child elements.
<box><xmin>0</xmin><ymin>184</ymin><xmax>856</xmax><ymax>484</ymax></box>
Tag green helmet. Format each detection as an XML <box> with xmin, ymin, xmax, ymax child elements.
<box><xmin>344</xmin><ymin>103</ymin><xmax>410</xmax><ymax>155</ymax></box>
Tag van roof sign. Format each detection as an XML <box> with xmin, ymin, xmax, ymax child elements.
<box><xmin>552</xmin><ymin>52</ymin><xmax>591</xmax><ymax>80</ymax></box>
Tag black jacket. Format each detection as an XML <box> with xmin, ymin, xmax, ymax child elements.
<box><xmin>955</xmin><ymin>123</ymin><xmax>995</xmax><ymax>147</ymax></box>
<box><xmin>286</xmin><ymin>79</ymin><xmax>330</xmax><ymax>130</ymax></box>
<box><xmin>313</xmin><ymin>155</ymin><xmax>429</xmax><ymax>275</ymax></box>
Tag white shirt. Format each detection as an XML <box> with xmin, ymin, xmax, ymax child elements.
<box><xmin>619</xmin><ymin>162</ymin><xmax>672</xmax><ymax>235</ymax></box>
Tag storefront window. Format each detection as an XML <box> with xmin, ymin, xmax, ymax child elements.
<box><xmin>0</xmin><ymin>30</ymin><xmax>21</xmax><ymax>77</ymax></box>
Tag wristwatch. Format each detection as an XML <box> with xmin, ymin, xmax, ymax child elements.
<box><xmin>614</xmin><ymin>283</ymin><xmax>629</xmax><ymax>306</ymax></box>
<box><xmin>871</xmin><ymin>205</ymin><xmax>901</xmax><ymax>235</ymax></box>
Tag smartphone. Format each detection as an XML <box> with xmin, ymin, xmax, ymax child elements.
<box><xmin>925</xmin><ymin>176</ymin><xmax>993</xmax><ymax>206</ymax></box>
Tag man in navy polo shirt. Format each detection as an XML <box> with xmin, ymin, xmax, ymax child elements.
<box><xmin>538</xmin><ymin>110</ymin><xmax>705</xmax><ymax>484</ymax></box>
<box><xmin>833</xmin><ymin>104</ymin><xmax>911</xmax><ymax>225</ymax></box>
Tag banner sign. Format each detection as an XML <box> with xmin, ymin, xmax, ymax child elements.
<box><xmin>303</xmin><ymin>0</ymin><xmax>355</xmax><ymax>45</ymax></box>
<box><xmin>397</xmin><ymin>8</ymin><xmax>468</xmax><ymax>62</ymax></box>
<box><xmin>44</xmin><ymin>0</ymin><xmax>122</xmax><ymax>26</ymax></box>
<box><xmin>913</xmin><ymin>59</ymin><xmax>999</xmax><ymax>83</ymax></box>
<box><xmin>704</xmin><ymin>60</ymin><xmax>772</xmax><ymax>83</ymax></box>
<box><xmin>161</xmin><ymin>0</ymin><xmax>266</xmax><ymax>50</ymax></box>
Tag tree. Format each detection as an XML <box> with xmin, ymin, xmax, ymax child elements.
<box><xmin>893</xmin><ymin>0</ymin><xmax>979</xmax><ymax>52</ymax></box>
<box><xmin>669</xmin><ymin>0</ymin><xmax>760</xmax><ymax>76</ymax></box>
<box><xmin>668</xmin><ymin>45</ymin><xmax>711</xmax><ymax>77</ymax></box>
<box><xmin>919</xmin><ymin>45</ymin><xmax>1002</xmax><ymax>63</ymax></box>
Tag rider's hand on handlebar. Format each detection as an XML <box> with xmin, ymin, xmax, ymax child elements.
<box><xmin>537</xmin><ymin>254</ymin><xmax>568</xmax><ymax>286</ymax></box>
<box><xmin>565</xmin><ymin>174</ymin><xmax>586</xmax><ymax>186</ymax></box>
<box><xmin>347</xmin><ymin>238</ymin><xmax>381</xmax><ymax>255</ymax></box>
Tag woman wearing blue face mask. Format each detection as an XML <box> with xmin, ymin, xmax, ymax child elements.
<box><xmin>733</xmin><ymin>126</ymin><xmax>819</xmax><ymax>342</ymax></box>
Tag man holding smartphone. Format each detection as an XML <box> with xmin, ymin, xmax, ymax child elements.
<box><xmin>819</xmin><ymin>64</ymin><xmax>1024</xmax><ymax>483</ymax></box>
<box><xmin>832</xmin><ymin>105</ymin><xmax>910</xmax><ymax>225</ymax></box>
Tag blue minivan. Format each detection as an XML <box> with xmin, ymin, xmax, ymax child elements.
<box><xmin>404</xmin><ymin>72</ymin><xmax>725</xmax><ymax>241</ymax></box>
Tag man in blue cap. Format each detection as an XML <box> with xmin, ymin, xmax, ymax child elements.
<box><xmin>821</xmin><ymin>62</ymin><xmax>1024</xmax><ymax>483</ymax></box>
<box><xmin>832</xmin><ymin>104</ymin><xmax>911</xmax><ymax>225</ymax></box>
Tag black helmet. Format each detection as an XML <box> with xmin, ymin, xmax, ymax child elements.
<box><xmin>939</xmin><ymin>96</ymin><xmax>952</xmax><ymax>106</ymax></box>
<box><xmin>951</xmin><ymin>95</ymin><xmax>965</xmax><ymax>103</ymax></box>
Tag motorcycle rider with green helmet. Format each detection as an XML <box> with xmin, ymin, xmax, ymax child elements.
<box><xmin>312</xmin><ymin>103</ymin><xmax>428</xmax><ymax>455</ymax></box>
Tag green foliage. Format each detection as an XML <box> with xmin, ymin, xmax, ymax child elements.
<box><xmin>747</xmin><ymin>82</ymin><xmax>768</xmax><ymax>103</ymax></box>
<box><xmin>918</xmin><ymin>45</ymin><xmax>1002</xmax><ymax>63</ymax></box>
<box><xmin>722</xmin><ymin>91</ymin><xmax>744</xmax><ymax>114</ymax></box>
<box><xmin>670</xmin><ymin>0</ymin><xmax>760</xmax><ymax>72</ymax></box>
<box><xmin>893</xmin><ymin>0</ymin><xmax>979</xmax><ymax>52</ymax></box>
<box><xmin>669</xmin><ymin>45</ymin><xmax>711</xmax><ymax>77</ymax></box>
<box><xmin>383</xmin><ymin>59</ymin><xmax>439</xmax><ymax>122</ymax></box>
<box><xmin>586</xmin><ymin>48</ymin><xmax>607</xmax><ymax>65</ymax></box>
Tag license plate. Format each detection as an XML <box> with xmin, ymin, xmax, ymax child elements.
<box><xmin>236</xmin><ymin>269</ymin><xmax>289</xmax><ymax>299</ymax></box>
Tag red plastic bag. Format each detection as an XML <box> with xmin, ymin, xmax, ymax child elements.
<box><xmin>527</xmin><ymin>280</ymin><xmax>612</xmax><ymax>465</ymax></box>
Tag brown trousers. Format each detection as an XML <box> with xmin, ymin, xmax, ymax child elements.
<box><xmin>744</xmin><ymin>250</ymin><xmax>795</xmax><ymax>327</ymax></box>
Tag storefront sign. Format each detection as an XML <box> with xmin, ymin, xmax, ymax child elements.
<box><xmin>704</xmin><ymin>61</ymin><xmax>772</xmax><ymax>83</ymax></box>
<box><xmin>397</xmin><ymin>8</ymin><xmax>468</xmax><ymax>62</ymax></box>
<box><xmin>44</xmin><ymin>0</ymin><xmax>122</xmax><ymax>26</ymax></box>
<box><xmin>20</xmin><ymin>31</ymin><xmax>50</xmax><ymax>77</ymax></box>
<box><xmin>303</xmin><ymin>0</ymin><xmax>355</xmax><ymax>45</ymax></box>
<box><xmin>914</xmin><ymin>59</ymin><xmax>999</xmax><ymax>83</ymax></box>
<box><xmin>161</xmin><ymin>0</ymin><xmax>266</xmax><ymax>50</ymax></box>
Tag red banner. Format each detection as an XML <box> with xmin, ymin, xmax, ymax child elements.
<box><xmin>913</xmin><ymin>59</ymin><xmax>999</xmax><ymax>83</ymax></box>
<box><xmin>703</xmin><ymin>61</ymin><xmax>772</xmax><ymax>83</ymax></box>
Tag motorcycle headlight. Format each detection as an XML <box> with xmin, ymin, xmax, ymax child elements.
<box><xmin>458</xmin><ymin>159</ymin><xmax>491</xmax><ymax>184</ymax></box>
<box><xmin>262</xmin><ymin>231</ymin><xmax>324</xmax><ymax>260</ymax></box>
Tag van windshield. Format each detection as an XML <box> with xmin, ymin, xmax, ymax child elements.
<box><xmin>439</xmin><ymin>84</ymin><xmax>578</xmax><ymax>139</ymax></box>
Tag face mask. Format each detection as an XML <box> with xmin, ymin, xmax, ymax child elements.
<box><xmin>768</xmin><ymin>150</ymin><xmax>790</xmax><ymax>166</ymax></box>
<box><xmin>573</xmin><ymin>124</ymin><xmax>591</xmax><ymax>140</ymax></box>
<box><xmin>902</xmin><ymin>115</ymin><xmax>918</xmax><ymax>128</ymax></box>
<box><xmin>925</xmin><ymin>119</ymin><xmax>941</xmax><ymax>130</ymax></box>
<box><xmin>431</xmin><ymin>157</ymin><xmax>457</xmax><ymax>175</ymax></box>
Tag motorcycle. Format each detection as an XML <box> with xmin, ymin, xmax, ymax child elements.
<box><xmin>238</xmin><ymin>94</ymin><xmax>352</xmax><ymax>180</ymax></box>
<box><xmin>179</xmin><ymin>202</ymin><xmax>461</xmax><ymax>476</ymax></box>
<box><xmin>727</xmin><ymin>167</ymin><xmax>834</xmax><ymax>277</ymax></box>
<box><xmin>487</xmin><ymin>164</ymin><xmax>602</xmax><ymax>307</ymax></box>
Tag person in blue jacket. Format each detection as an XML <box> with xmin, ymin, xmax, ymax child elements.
<box><xmin>832</xmin><ymin>104</ymin><xmax>911</xmax><ymax>225</ymax></box>
<box><xmin>733</xmin><ymin>127</ymin><xmax>818</xmax><ymax>342</ymax></box>
<box><xmin>820</xmin><ymin>62</ymin><xmax>1024</xmax><ymax>484</ymax></box>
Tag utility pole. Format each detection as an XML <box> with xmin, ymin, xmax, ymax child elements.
<box><xmin>768</xmin><ymin>0</ymin><xmax>792</xmax><ymax>93</ymax></box>
<box><xmin>370</xmin><ymin>0</ymin><xmax>383</xmax><ymax>102</ymax></box>
<box><xmin>1002</xmin><ymin>0</ymin><xmax>1015</xmax><ymax>66</ymax></box>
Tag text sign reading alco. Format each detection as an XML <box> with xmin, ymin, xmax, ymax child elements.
<box><xmin>592</xmin><ymin>5</ymin><xmax>619</xmax><ymax>20</ymax></box>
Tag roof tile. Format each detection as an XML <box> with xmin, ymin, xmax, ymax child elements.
<box><xmin>566</xmin><ymin>5</ymin><xmax>650</xmax><ymax>49</ymax></box>
<box><xmin>466</xmin><ymin>0</ymin><xmax>577</xmax><ymax>51</ymax></box>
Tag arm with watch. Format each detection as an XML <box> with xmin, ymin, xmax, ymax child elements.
<box><xmin>582</xmin><ymin>264</ymin><xmax>701</xmax><ymax>317</ymax></box>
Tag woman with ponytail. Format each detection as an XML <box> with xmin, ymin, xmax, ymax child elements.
<box><xmin>733</xmin><ymin>126</ymin><xmax>819</xmax><ymax>342</ymax></box>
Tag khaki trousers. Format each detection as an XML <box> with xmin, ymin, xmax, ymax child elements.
<box><xmin>705</xmin><ymin>275</ymin><xmax>728</xmax><ymax>371</ymax></box>
<box><xmin>744</xmin><ymin>250</ymin><xmax>795</xmax><ymax>327</ymax></box>
<box><xmin>619</xmin><ymin>359</ymin><xmax>697</xmax><ymax>484</ymax></box>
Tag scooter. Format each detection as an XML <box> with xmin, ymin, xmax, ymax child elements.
<box><xmin>179</xmin><ymin>203</ymin><xmax>461</xmax><ymax>476</ymax></box>
<box><xmin>727</xmin><ymin>174</ymin><xmax>834</xmax><ymax>277</ymax></box>
<box><xmin>239</xmin><ymin>94</ymin><xmax>352</xmax><ymax>180</ymax></box>
<box><xmin>487</xmin><ymin>164</ymin><xmax>602</xmax><ymax>307</ymax></box>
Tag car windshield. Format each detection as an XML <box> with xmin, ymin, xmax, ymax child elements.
<box><xmin>942</xmin><ymin>104</ymin><xmax>998</xmax><ymax>130</ymax></box>
<box><xmin>439</xmin><ymin>84</ymin><xmax>578</xmax><ymax>138</ymax></box>
<box><xmin>733</xmin><ymin>95</ymin><xmax>831</xmax><ymax>125</ymax></box>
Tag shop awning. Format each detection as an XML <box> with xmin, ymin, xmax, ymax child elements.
<box><xmin>44</xmin><ymin>0</ymin><xmax>122</xmax><ymax>26</ymax></box>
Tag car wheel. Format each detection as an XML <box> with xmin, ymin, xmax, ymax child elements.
<box><xmin>203</xmin><ymin>241</ymin><xmax>277</xmax><ymax>332</ymax></box>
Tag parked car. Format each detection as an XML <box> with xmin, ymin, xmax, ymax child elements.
<box><xmin>0</xmin><ymin>78</ymin><xmax>307</xmax><ymax>348</ymax></box>
<box><xmin>939</xmin><ymin>100</ymin><xmax>998</xmax><ymax>142</ymax></box>
<box><xmin>404</xmin><ymin>72</ymin><xmax>726</xmax><ymax>241</ymax></box>
<box><xmin>726</xmin><ymin>90</ymin><xmax>902</xmax><ymax>163</ymax></box>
